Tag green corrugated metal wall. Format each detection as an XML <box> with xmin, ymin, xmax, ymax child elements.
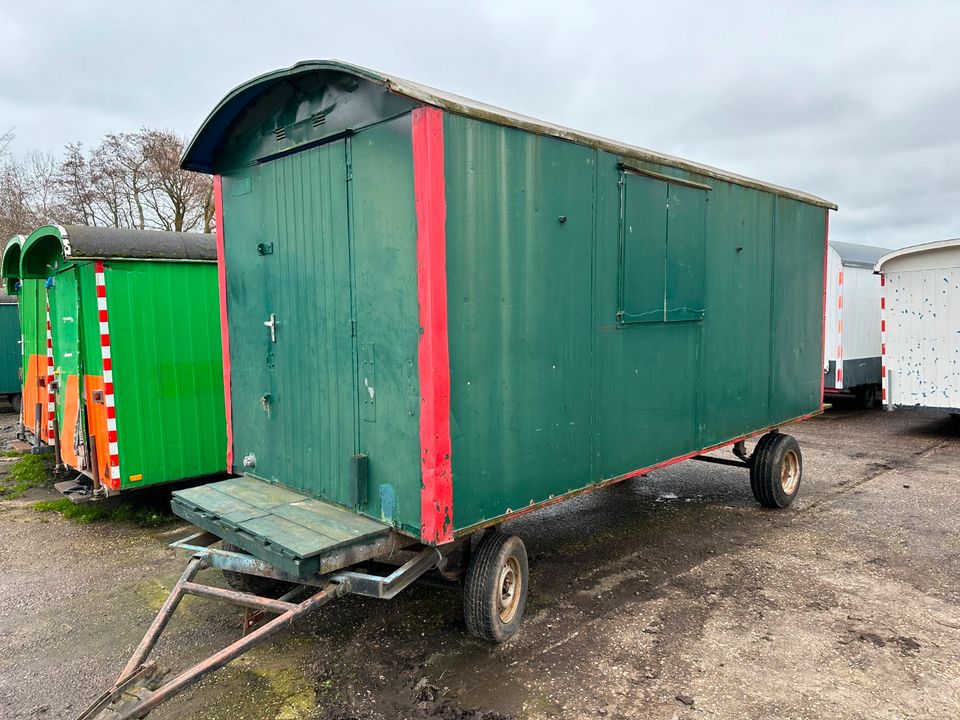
<box><xmin>0</xmin><ymin>303</ymin><xmax>20</xmax><ymax>394</ymax></box>
<box><xmin>444</xmin><ymin>114</ymin><xmax>827</xmax><ymax>531</ymax></box>
<box><xmin>350</xmin><ymin>116</ymin><xmax>422</xmax><ymax>533</ymax></box>
<box><xmin>105</xmin><ymin>260</ymin><xmax>226</xmax><ymax>487</ymax></box>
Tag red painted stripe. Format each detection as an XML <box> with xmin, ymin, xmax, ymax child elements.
<box><xmin>102</xmin><ymin>358</ymin><xmax>112</xmax><ymax>371</ymax></box>
<box><xmin>412</xmin><ymin>107</ymin><xmax>453</xmax><ymax>545</ymax></box>
<box><xmin>880</xmin><ymin>274</ymin><xmax>885</xmax><ymax>287</ymax></box>
<box><xmin>881</xmin><ymin>319</ymin><xmax>886</xmax><ymax>332</ymax></box>
<box><xmin>882</xmin><ymin>388</ymin><xmax>887</xmax><ymax>401</ymax></box>
<box><xmin>96</xmin><ymin>284</ymin><xmax>106</xmax><ymax>298</ymax></box>
<box><xmin>880</xmin><ymin>296</ymin><xmax>885</xmax><ymax>309</ymax></box>
<box><xmin>106</xmin><ymin>406</ymin><xmax>116</xmax><ymax>420</ymax></box>
<box><xmin>213</xmin><ymin>176</ymin><xmax>233</xmax><ymax>471</ymax></box>
<box><xmin>108</xmin><ymin>430</ymin><xmax>117</xmax><ymax>442</ymax></box>
<box><xmin>881</xmin><ymin>343</ymin><xmax>886</xmax><ymax>355</ymax></box>
<box><xmin>98</xmin><ymin>310</ymin><xmax>108</xmax><ymax>322</ymax></box>
<box><xmin>110</xmin><ymin>454</ymin><xmax>119</xmax><ymax>465</ymax></box>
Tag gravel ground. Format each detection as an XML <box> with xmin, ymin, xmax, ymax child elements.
<box><xmin>0</xmin><ymin>399</ymin><xmax>958</xmax><ymax>719</ymax></box>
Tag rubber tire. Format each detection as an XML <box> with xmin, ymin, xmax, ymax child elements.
<box><xmin>855</xmin><ymin>385</ymin><xmax>880</xmax><ymax>410</ymax></box>
<box><xmin>220</xmin><ymin>542</ymin><xmax>288</xmax><ymax>596</ymax></box>
<box><xmin>750</xmin><ymin>433</ymin><xmax>802</xmax><ymax>509</ymax></box>
<box><xmin>463</xmin><ymin>531</ymin><xmax>529</xmax><ymax>643</ymax></box>
<box><xmin>10</xmin><ymin>393</ymin><xmax>21</xmax><ymax>414</ymax></box>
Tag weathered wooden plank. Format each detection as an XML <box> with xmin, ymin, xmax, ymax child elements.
<box><xmin>210</xmin><ymin>476</ymin><xmax>307</xmax><ymax>510</ymax></box>
<box><xmin>174</xmin><ymin>484</ymin><xmax>269</xmax><ymax>523</ymax></box>
<box><xmin>237</xmin><ymin>514</ymin><xmax>340</xmax><ymax>557</ymax></box>
<box><xmin>271</xmin><ymin>500</ymin><xmax>388</xmax><ymax>544</ymax></box>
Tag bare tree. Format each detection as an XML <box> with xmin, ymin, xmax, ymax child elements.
<box><xmin>140</xmin><ymin>129</ymin><xmax>213</xmax><ymax>233</ymax></box>
<box><xmin>1</xmin><ymin>127</ymin><xmax>215</xmax><ymax>242</ymax></box>
<box><xmin>0</xmin><ymin>139</ymin><xmax>71</xmax><ymax>240</ymax></box>
<box><xmin>58</xmin><ymin>143</ymin><xmax>96</xmax><ymax>226</ymax></box>
<box><xmin>0</xmin><ymin>128</ymin><xmax>12</xmax><ymax>157</ymax></box>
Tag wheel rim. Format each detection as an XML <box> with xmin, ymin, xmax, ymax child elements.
<box><xmin>497</xmin><ymin>556</ymin><xmax>522</xmax><ymax>624</ymax></box>
<box><xmin>781</xmin><ymin>449</ymin><xmax>800</xmax><ymax>495</ymax></box>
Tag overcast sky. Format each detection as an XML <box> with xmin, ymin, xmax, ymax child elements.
<box><xmin>1</xmin><ymin>1</ymin><xmax>957</xmax><ymax>249</ymax></box>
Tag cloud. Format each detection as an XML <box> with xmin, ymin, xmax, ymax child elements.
<box><xmin>0</xmin><ymin>0</ymin><xmax>957</xmax><ymax>248</ymax></box>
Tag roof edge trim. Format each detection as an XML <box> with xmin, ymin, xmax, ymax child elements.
<box><xmin>875</xmin><ymin>238</ymin><xmax>960</xmax><ymax>273</ymax></box>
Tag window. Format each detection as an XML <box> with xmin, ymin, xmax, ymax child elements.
<box><xmin>618</xmin><ymin>167</ymin><xmax>708</xmax><ymax>324</ymax></box>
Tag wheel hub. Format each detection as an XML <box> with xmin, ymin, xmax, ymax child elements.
<box><xmin>497</xmin><ymin>557</ymin><xmax>522</xmax><ymax>623</ymax></box>
<box><xmin>781</xmin><ymin>449</ymin><xmax>800</xmax><ymax>495</ymax></box>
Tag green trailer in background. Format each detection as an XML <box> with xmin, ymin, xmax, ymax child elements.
<box><xmin>2</xmin><ymin>235</ymin><xmax>51</xmax><ymax>446</ymax></box>
<box><xmin>0</xmin><ymin>290</ymin><xmax>22</xmax><ymax>411</ymax></box>
<box><xmin>13</xmin><ymin>225</ymin><xmax>227</xmax><ymax>499</ymax></box>
<box><xmin>81</xmin><ymin>61</ymin><xmax>835</xmax><ymax>719</ymax></box>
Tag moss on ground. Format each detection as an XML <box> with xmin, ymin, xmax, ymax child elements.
<box><xmin>0</xmin><ymin>454</ymin><xmax>52</xmax><ymax>498</ymax></box>
<box><xmin>31</xmin><ymin>497</ymin><xmax>175</xmax><ymax>526</ymax></box>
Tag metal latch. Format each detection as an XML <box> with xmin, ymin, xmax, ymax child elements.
<box><xmin>264</xmin><ymin>313</ymin><xmax>277</xmax><ymax>343</ymax></box>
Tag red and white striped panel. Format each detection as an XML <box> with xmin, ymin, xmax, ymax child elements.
<box><xmin>836</xmin><ymin>270</ymin><xmax>844</xmax><ymax>388</ymax></box>
<box><xmin>44</xmin><ymin>295</ymin><xmax>55</xmax><ymax>441</ymax></box>
<box><xmin>880</xmin><ymin>274</ymin><xmax>888</xmax><ymax>403</ymax></box>
<box><xmin>95</xmin><ymin>261</ymin><xmax>121</xmax><ymax>485</ymax></box>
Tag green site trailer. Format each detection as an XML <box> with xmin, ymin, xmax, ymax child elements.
<box><xmin>14</xmin><ymin>224</ymin><xmax>227</xmax><ymax>499</ymax></box>
<box><xmin>165</xmin><ymin>60</ymin><xmax>834</xmax><ymax>648</ymax></box>
<box><xmin>2</xmin><ymin>234</ymin><xmax>51</xmax><ymax>443</ymax></box>
<box><xmin>0</xmin><ymin>290</ymin><xmax>21</xmax><ymax>409</ymax></box>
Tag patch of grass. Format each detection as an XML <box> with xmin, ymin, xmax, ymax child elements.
<box><xmin>1</xmin><ymin>449</ymin><xmax>24</xmax><ymax>457</ymax></box>
<box><xmin>32</xmin><ymin>498</ymin><xmax>175</xmax><ymax>526</ymax></box>
<box><xmin>0</xmin><ymin>454</ymin><xmax>52</xmax><ymax>498</ymax></box>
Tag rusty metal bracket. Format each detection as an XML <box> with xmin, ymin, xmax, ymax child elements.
<box><xmin>332</xmin><ymin>545</ymin><xmax>443</xmax><ymax>600</ymax></box>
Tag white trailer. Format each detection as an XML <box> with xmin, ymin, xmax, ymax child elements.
<box><xmin>824</xmin><ymin>241</ymin><xmax>886</xmax><ymax>405</ymax></box>
<box><xmin>876</xmin><ymin>239</ymin><xmax>960</xmax><ymax>412</ymax></box>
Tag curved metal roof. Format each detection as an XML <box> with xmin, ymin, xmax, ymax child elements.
<box><xmin>182</xmin><ymin>59</ymin><xmax>836</xmax><ymax>210</ymax></box>
<box><xmin>875</xmin><ymin>238</ymin><xmax>960</xmax><ymax>273</ymax></box>
<box><xmin>830</xmin><ymin>241</ymin><xmax>887</xmax><ymax>269</ymax></box>
<box><xmin>22</xmin><ymin>225</ymin><xmax>216</xmax><ymax>265</ymax></box>
<box><xmin>2</xmin><ymin>235</ymin><xmax>25</xmax><ymax>278</ymax></box>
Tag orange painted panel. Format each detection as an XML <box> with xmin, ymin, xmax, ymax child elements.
<box><xmin>83</xmin><ymin>375</ymin><xmax>115</xmax><ymax>489</ymax></box>
<box><xmin>60</xmin><ymin>374</ymin><xmax>82</xmax><ymax>469</ymax></box>
<box><xmin>22</xmin><ymin>354</ymin><xmax>49</xmax><ymax>441</ymax></box>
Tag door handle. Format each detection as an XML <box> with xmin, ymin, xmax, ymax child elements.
<box><xmin>264</xmin><ymin>313</ymin><xmax>277</xmax><ymax>343</ymax></box>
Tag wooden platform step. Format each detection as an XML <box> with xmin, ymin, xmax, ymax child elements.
<box><xmin>171</xmin><ymin>476</ymin><xmax>397</xmax><ymax>578</ymax></box>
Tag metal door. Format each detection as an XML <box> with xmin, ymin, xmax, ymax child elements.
<box><xmin>225</xmin><ymin>139</ymin><xmax>358</xmax><ymax>504</ymax></box>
